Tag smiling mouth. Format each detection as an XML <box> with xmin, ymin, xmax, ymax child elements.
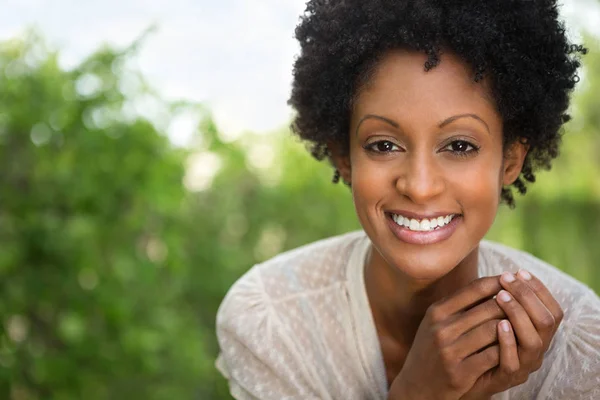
<box><xmin>388</xmin><ymin>213</ymin><xmax>461</xmax><ymax>232</ymax></box>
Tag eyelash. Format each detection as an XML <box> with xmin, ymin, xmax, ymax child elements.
<box><xmin>364</xmin><ymin>140</ymin><xmax>480</xmax><ymax>157</ymax></box>
<box><xmin>442</xmin><ymin>140</ymin><xmax>480</xmax><ymax>157</ymax></box>
<box><xmin>364</xmin><ymin>140</ymin><xmax>401</xmax><ymax>153</ymax></box>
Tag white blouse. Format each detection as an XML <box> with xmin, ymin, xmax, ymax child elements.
<box><xmin>216</xmin><ymin>231</ymin><xmax>600</xmax><ymax>399</ymax></box>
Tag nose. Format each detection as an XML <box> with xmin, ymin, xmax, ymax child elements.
<box><xmin>395</xmin><ymin>152</ymin><xmax>445</xmax><ymax>204</ymax></box>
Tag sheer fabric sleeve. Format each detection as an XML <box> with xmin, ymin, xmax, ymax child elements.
<box><xmin>538</xmin><ymin>287</ymin><xmax>600</xmax><ymax>399</ymax></box>
<box><xmin>215</xmin><ymin>267</ymin><xmax>325</xmax><ymax>400</ymax></box>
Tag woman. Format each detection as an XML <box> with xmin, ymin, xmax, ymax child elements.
<box><xmin>215</xmin><ymin>0</ymin><xmax>600</xmax><ymax>399</ymax></box>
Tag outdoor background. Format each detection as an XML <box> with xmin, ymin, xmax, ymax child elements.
<box><xmin>0</xmin><ymin>1</ymin><xmax>599</xmax><ymax>399</ymax></box>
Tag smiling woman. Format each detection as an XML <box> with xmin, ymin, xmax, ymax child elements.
<box><xmin>215</xmin><ymin>1</ymin><xmax>600</xmax><ymax>399</ymax></box>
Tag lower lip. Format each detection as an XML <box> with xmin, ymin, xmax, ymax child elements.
<box><xmin>386</xmin><ymin>214</ymin><xmax>462</xmax><ymax>245</ymax></box>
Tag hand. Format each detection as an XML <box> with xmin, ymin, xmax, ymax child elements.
<box><xmin>461</xmin><ymin>270</ymin><xmax>564</xmax><ymax>399</ymax></box>
<box><xmin>387</xmin><ymin>276</ymin><xmax>507</xmax><ymax>400</ymax></box>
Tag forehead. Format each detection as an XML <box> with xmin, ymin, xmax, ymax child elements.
<box><xmin>352</xmin><ymin>50</ymin><xmax>499</xmax><ymax>128</ymax></box>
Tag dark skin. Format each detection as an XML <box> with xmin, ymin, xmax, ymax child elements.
<box><xmin>331</xmin><ymin>50</ymin><xmax>563</xmax><ymax>399</ymax></box>
<box><xmin>366</xmin><ymin>248</ymin><xmax>480</xmax><ymax>384</ymax></box>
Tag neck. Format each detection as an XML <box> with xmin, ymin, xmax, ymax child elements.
<box><xmin>364</xmin><ymin>245</ymin><xmax>480</xmax><ymax>344</ymax></box>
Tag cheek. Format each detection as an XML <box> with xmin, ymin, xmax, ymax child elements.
<box><xmin>447</xmin><ymin>161</ymin><xmax>502</xmax><ymax>202</ymax></box>
<box><xmin>444</xmin><ymin>156</ymin><xmax>503</xmax><ymax>230</ymax></box>
<box><xmin>350</xmin><ymin>156</ymin><xmax>390</xmax><ymax>216</ymax></box>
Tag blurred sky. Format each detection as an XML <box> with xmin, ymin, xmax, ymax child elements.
<box><xmin>1</xmin><ymin>0</ymin><xmax>599</xmax><ymax>146</ymax></box>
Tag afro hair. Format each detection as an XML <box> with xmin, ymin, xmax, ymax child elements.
<box><xmin>288</xmin><ymin>0</ymin><xmax>586</xmax><ymax>206</ymax></box>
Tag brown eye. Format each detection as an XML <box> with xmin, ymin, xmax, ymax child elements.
<box><xmin>376</xmin><ymin>141</ymin><xmax>394</xmax><ymax>152</ymax></box>
<box><xmin>450</xmin><ymin>140</ymin><xmax>473</xmax><ymax>152</ymax></box>
<box><xmin>365</xmin><ymin>140</ymin><xmax>401</xmax><ymax>153</ymax></box>
<box><xmin>441</xmin><ymin>140</ymin><xmax>480</xmax><ymax>158</ymax></box>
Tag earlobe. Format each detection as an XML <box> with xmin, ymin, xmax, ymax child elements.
<box><xmin>502</xmin><ymin>139</ymin><xmax>529</xmax><ymax>185</ymax></box>
<box><xmin>327</xmin><ymin>141</ymin><xmax>352</xmax><ymax>184</ymax></box>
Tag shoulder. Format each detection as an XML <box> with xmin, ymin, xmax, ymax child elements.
<box><xmin>479</xmin><ymin>240</ymin><xmax>596</xmax><ymax>311</ymax></box>
<box><xmin>218</xmin><ymin>229</ymin><xmax>366</xmax><ymax>319</ymax></box>
<box><xmin>214</xmin><ymin>230</ymin><xmax>368</xmax><ymax>399</ymax></box>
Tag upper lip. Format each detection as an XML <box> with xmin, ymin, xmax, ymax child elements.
<box><xmin>386</xmin><ymin>210</ymin><xmax>461</xmax><ymax>220</ymax></box>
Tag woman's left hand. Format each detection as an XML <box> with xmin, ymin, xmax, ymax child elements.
<box><xmin>461</xmin><ymin>270</ymin><xmax>564</xmax><ymax>399</ymax></box>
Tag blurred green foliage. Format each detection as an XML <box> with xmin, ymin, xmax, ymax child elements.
<box><xmin>0</xmin><ymin>29</ymin><xmax>598</xmax><ymax>399</ymax></box>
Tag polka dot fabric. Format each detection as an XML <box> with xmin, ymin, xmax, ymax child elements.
<box><xmin>216</xmin><ymin>231</ymin><xmax>600</xmax><ymax>399</ymax></box>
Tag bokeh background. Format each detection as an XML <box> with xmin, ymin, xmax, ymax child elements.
<box><xmin>0</xmin><ymin>1</ymin><xmax>599</xmax><ymax>399</ymax></box>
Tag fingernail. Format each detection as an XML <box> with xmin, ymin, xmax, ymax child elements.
<box><xmin>518</xmin><ymin>269</ymin><xmax>532</xmax><ymax>281</ymax></box>
<box><xmin>498</xmin><ymin>290</ymin><xmax>512</xmax><ymax>302</ymax></box>
<box><xmin>502</xmin><ymin>272</ymin><xmax>516</xmax><ymax>283</ymax></box>
<box><xmin>500</xmin><ymin>320</ymin><xmax>510</xmax><ymax>332</ymax></box>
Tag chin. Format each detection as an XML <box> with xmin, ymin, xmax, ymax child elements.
<box><xmin>383</xmin><ymin>245</ymin><xmax>466</xmax><ymax>281</ymax></box>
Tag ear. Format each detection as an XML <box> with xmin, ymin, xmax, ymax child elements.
<box><xmin>502</xmin><ymin>139</ymin><xmax>529</xmax><ymax>185</ymax></box>
<box><xmin>328</xmin><ymin>141</ymin><xmax>352</xmax><ymax>184</ymax></box>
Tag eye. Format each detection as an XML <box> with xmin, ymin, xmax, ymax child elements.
<box><xmin>365</xmin><ymin>140</ymin><xmax>401</xmax><ymax>153</ymax></box>
<box><xmin>443</xmin><ymin>140</ymin><xmax>479</xmax><ymax>156</ymax></box>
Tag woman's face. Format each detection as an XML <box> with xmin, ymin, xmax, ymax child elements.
<box><xmin>336</xmin><ymin>50</ymin><xmax>526</xmax><ymax>280</ymax></box>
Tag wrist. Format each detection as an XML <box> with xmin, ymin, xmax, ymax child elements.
<box><xmin>387</xmin><ymin>380</ymin><xmax>424</xmax><ymax>400</ymax></box>
<box><xmin>387</xmin><ymin>380</ymin><xmax>411</xmax><ymax>400</ymax></box>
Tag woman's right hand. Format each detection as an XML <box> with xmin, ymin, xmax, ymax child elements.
<box><xmin>387</xmin><ymin>276</ymin><xmax>506</xmax><ymax>400</ymax></box>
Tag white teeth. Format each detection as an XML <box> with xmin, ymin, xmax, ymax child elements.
<box><xmin>396</xmin><ymin>215</ymin><xmax>404</xmax><ymax>226</ymax></box>
<box><xmin>409</xmin><ymin>219</ymin><xmax>419</xmax><ymax>231</ymax></box>
<box><xmin>392</xmin><ymin>214</ymin><xmax>456</xmax><ymax>232</ymax></box>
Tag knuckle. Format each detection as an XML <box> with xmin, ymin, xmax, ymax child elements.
<box><xmin>473</xmin><ymin>279</ymin><xmax>488</xmax><ymax>295</ymax></box>
<box><xmin>474</xmin><ymin>277</ymin><xmax>496</xmax><ymax>296</ymax></box>
<box><xmin>502</xmin><ymin>362</ymin><xmax>519</xmax><ymax>375</ymax></box>
<box><xmin>534</xmin><ymin>337</ymin><xmax>544</xmax><ymax>350</ymax></box>
<box><xmin>433</xmin><ymin>325</ymin><xmax>451</xmax><ymax>347</ymax></box>
<box><xmin>523</xmin><ymin>338</ymin><xmax>544</xmax><ymax>357</ymax></box>
<box><xmin>523</xmin><ymin>336</ymin><xmax>543</xmax><ymax>353</ymax></box>
<box><xmin>433</xmin><ymin>324</ymin><xmax>456</xmax><ymax>351</ymax></box>
<box><xmin>539</xmin><ymin>313</ymin><xmax>556</xmax><ymax>330</ymax></box>
<box><xmin>427</xmin><ymin>304</ymin><xmax>445</xmax><ymax>323</ymax></box>
<box><xmin>484</xmin><ymin>347</ymin><xmax>500</xmax><ymax>366</ymax></box>
<box><xmin>476</xmin><ymin>346</ymin><xmax>500</xmax><ymax>370</ymax></box>
<box><xmin>440</xmin><ymin>348</ymin><xmax>456</xmax><ymax>368</ymax></box>
<box><xmin>484</xmin><ymin>298</ymin><xmax>503</xmax><ymax>316</ymax></box>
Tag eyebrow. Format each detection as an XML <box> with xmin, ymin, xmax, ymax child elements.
<box><xmin>355</xmin><ymin>114</ymin><xmax>399</xmax><ymax>136</ymax></box>
<box><xmin>439</xmin><ymin>113</ymin><xmax>490</xmax><ymax>134</ymax></box>
<box><xmin>355</xmin><ymin>113</ymin><xmax>491</xmax><ymax>136</ymax></box>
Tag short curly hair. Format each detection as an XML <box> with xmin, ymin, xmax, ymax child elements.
<box><xmin>288</xmin><ymin>0</ymin><xmax>586</xmax><ymax>206</ymax></box>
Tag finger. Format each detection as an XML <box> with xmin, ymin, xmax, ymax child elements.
<box><xmin>432</xmin><ymin>276</ymin><xmax>503</xmax><ymax>318</ymax></box>
<box><xmin>462</xmin><ymin>344</ymin><xmax>500</xmax><ymax>379</ymax></box>
<box><xmin>516</xmin><ymin>269</ymin><xmax>564</xmax><ymax>331</ymax></box>
<box><xmin>451</xmin><ymin>319</ymin><xmax>502</xmax><ymax>359</ymax></box>
<box><xmin>494</xmin><ymin>320</ymin><xmax>520</xmax><ymax>378</ymax></box>
<box><xmin>443</xmin><ymin>298</ymin><xmax>506</xmax><ymax>342</ymax></box>
<box><xmin>496</xmin><ymin>289</ymin><xmax>543</xmax><ymax>365</ymax></box>
<box><xmin>500</xmin><ymin>272</ymin><xmax>556</xmax><ymax>347</ymax></box>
